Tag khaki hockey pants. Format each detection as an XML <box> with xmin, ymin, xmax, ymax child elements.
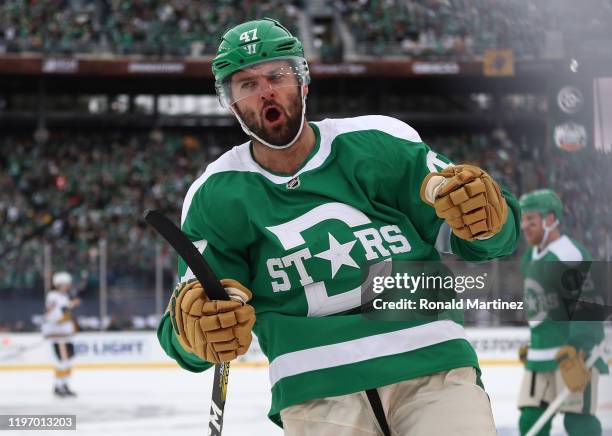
<box><xmin>280</xmin><ymin>366</ymin><xmax>496</xmax><ymax>436</ymax></box>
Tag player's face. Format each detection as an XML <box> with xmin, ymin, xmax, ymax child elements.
<box><xmin>230</xmin><ymin>60</ymin><xmax>304</xmax><ymax>147</ymax></box>
<box><xmin>521</xmin><ymin>211</ymin><xmax>544</xmax><ymax>246</ymax></box>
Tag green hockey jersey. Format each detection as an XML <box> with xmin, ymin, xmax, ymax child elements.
<box><xmin>522</xmin><ymin>234</ymin><xmax>608</xmax><ymax>373</ymax></box>
<box><xmin>157</xmin><ymin>115</ymin><xmax>520</xmax><ymax>426</ymax></box>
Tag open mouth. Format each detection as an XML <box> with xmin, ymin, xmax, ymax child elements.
<box><xmin>263</xmin><ymin>106</ymin><xmax>282</xmax><ymax>124</ymax></box>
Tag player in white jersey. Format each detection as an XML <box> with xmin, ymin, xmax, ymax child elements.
<box><xmin>42</xmin><ymin>271</ymin><xmax>80</xmax><ymax>397</ymax></box>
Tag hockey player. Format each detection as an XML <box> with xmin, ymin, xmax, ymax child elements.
<box><xmin>42</xmin><ymin>271</ymin><xmax>80</xmax><ymax>397</ymax></box>
<box><xmin>158</xmin><ymin>18</ymin><xmax>521</xmax><ymax>435</ymax></box>
<box><xmin>518</xmin><ymin>189</ymin><xmax>607</xmax><ymax>436</ymax></box>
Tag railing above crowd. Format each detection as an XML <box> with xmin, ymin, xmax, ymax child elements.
<box><xmin>1</xmin><ymin>0</ymin><xmax>610</xmax><ymax>60</ymax></box>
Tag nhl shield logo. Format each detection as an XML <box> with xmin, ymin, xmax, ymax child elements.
<box><xmin>286</xmin><ymin>176</ymin><xmax>300</xmax><ymax>190</ymax></box>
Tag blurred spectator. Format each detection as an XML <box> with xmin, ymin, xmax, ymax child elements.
<box><xmin>2</xmin><ymin>0</ymin><xmax>610</xmax><ymax>59</ymax></box>
<box><xmin>338</xmin><ymin>0</ymin><xmax>612</xmax><ymax>59</ymax></box>
<box><xmin>3</xmin><ymin>127</ymin><xmax>610</xmax><ymax>301</ymax></box>
<box><xmin>546</xmin><ymin>147</ymin><xmax>612</xmax><ymax>261</ymax></box>
<box><xmin>0</xmin><ymin>0</ymin><xmax>301</xmax><ymax>56</ymax></box>
<box><xmin>0</xmin><ymin>130</ymin><xmax>218</xmax><ymax>294</ymax></box>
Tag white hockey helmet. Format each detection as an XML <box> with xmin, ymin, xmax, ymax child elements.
<box><xmin>52</xmin><ymin>271</ymin><xmax>73</xmax><ymax>288</ymax></box>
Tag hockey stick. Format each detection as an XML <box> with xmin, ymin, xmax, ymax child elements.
<box><xmin>144</xmin><ymin>210</ymin><xmax>230</xmax><ymax>436</ymax></box>
<box><xmin>525</xmin><ymin>341</ymin><xmax>609</xmax><ymax>436</ymax></box>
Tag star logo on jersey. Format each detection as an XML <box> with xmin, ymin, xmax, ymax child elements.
<box><xmin>313</xmin><ymin>233</ymin><xmax>359</xmax><ymax>278</ymax></box>
<box><xmin>265</xmin><ymin>202</ymin><xmax>412</xmax><ymax>316</ymax></box>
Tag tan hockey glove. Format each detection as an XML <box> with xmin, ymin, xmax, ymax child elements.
<box><xmin>170</xmin><ymin>279</ymin><xmax>255</xmax><ymax>364</ymax></box>
<box><xmin>420</xmin><ymin>164</ymin><xmax>508</xmax><ymax>240</ymax></box>
<box><xmin>518</xmin><ymin>344</ymin><xmax>529</xmax><ymax>365</ymax></box>
<box><xmin>556</xmin><ymin>345</ymin><xmax>591</xmax><ymax>392</ymax></box>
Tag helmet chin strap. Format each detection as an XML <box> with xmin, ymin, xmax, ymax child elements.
<box><xmin>231</xmin><ymin>85</ymin><xmax>307</xmax><ymax>150</ymax></box>
<box><xmin>539</xmin><ymin>218</ymin><xmax>559</xmax><ymax>251</ymax></box>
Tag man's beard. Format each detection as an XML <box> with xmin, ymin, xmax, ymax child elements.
<box><xmin>235</xmin><ymin>91</ymin><xmax>303</xmax><ymax>147</ymax></box>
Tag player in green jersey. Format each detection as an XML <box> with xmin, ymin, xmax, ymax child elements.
<box><xmin>518</xmin><ymin>189</ymin><xmax>608</xmax><ymax>436</ymax></box>
<box><xmin>158</xmin><ymin>18</ymin><xmax>521</xmax><ymax>435</ymax></box>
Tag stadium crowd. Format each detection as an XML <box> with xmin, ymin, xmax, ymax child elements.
<box><xmin>1</xmin><ymin>127</ymin><xmax>611</xmax><ymax>330</ymax></box>
<box><xmin>0</xmin><ymin>0</ymin><xmax>300</xmax><ymax>56</ymax></box>
<box><xmin>2</xmin><ymin>128</ymin><xmax>610</xmax><ymax>289</ymax></box>
<box><xmin>339</xmin><ymin>0</ymin><xmax>612</xmax><ymax>58</ymax></box>
<box><xmin>0</xmin><ymin>130</ymin><xmax>215</xmax><ymax>293</ymax></box>
<box><xmin>1</xmin><ymin>0</ymin><xmax>610</xmax><ymax>59</ymax></box>
<box><xmin>339</xmin><ymin>0</ymin><xmax>543</xmax><ymax>58</ymax></box>
<box><xmin>2</xmin><ymin>2</ymin><xmax>611</xmax><ymax>333</ymax></box>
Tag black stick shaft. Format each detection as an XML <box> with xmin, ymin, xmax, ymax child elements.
<box><xmin>144</xmin><ymin>210</ymin><xmax>228</xmax><ymax>300</ymax></box>
<box><xmin>143</xmin><ymin>209</ymin><xmax>230</xmax><ymax>436</ymax></box>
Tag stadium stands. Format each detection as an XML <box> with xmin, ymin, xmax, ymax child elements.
<box><xmin>0</xmin><ymin>131</ymin><xmax>210</xmax><ymax>293</ymax></box>
<box><xmin>2</xmin><ymin>1</ymin><xmax>611</xmax><ymax>333</ymax></box>
<box><xmin>2</xmin><ymin>128</ymin><xmax>609</xmax><ymax>297</ymax></box>
<box><xmin>2</xmin><ymin>0</ymin><xmax>610</xmax><ymax>59</ymax></box>
<box><xmin>0</xmin><ymin>0</ymin><xmax>301</xmax><ymax>56</ymax></box>
<box><xmin>339</xmin><ymin>0</ymin><xmax>545</xmax><ymax>58</ymax></box>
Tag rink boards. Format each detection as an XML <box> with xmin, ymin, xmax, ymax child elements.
<box><xmin>1</xmin><ymin>328</ymin><xmax>611</xmax><ymax>435</ymax></box>
<box><xmin>0</xmin><ymin>327</ymin><xmax>532</xmax><ymax>370</ymax></box>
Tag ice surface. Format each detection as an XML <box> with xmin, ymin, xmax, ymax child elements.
<box><xmin>1</xmin><ymin>364</ymin><xmax>610</xmax><ymax>435</ymax></box>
